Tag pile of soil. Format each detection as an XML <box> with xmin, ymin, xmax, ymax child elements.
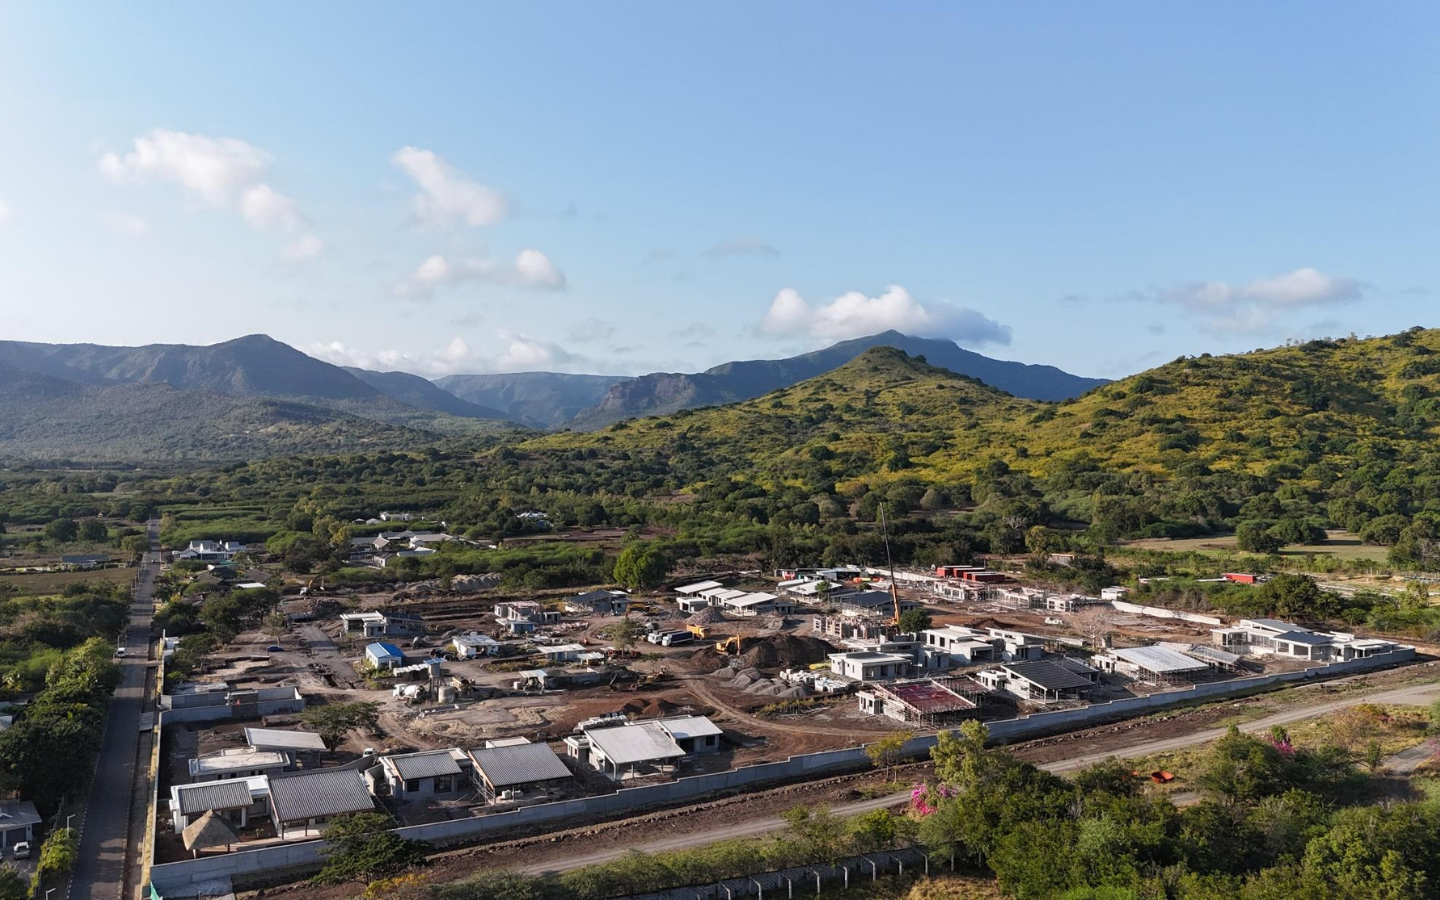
<box><xmin>738</xmin><ymin>634</ymin><xmax>832</xmax><ymax>669</ymax></box>
<box><xmin>686</xmin><ymin>607</ymin><xmax>726</xmax><ymax>625</ymax></box>
<box><xmin>620</xmin><ymin>697</ymin><xmax>680</xmax><ymax>718</ymax></box>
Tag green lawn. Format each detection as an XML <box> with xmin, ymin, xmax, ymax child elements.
<box><xmin>1124</xmin><ymin>530</ymin><xmax>1390</xmax><ymax>564</ymax></box>
<box><xmin>0</xmin><ymin>566</ymin><xmax>134</xmax><ymax>597</ymax></box>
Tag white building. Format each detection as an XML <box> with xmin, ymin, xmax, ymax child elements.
<box><xmin>829</xmin><ymin>650</ymin><xmax>912</xmax><ymax>682</ymax></box>
<box><xmin>563</xmin><ymin>715</ymin><xmax>722</xmax><ymax>780</ymax></box>
<box><xmin>452</xmin><ymin>632</ymin><xmax>502</xmax><ymax>659</ymax></box>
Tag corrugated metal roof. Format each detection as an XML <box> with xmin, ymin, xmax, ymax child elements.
<box><xmin>267</xmin><ymin>769</ymin><xmax>374</xmax><ymax>823</ymax></box>
<box><xmin>366</xmin><ymin>642</ymin><xmax>404</xmax><ymax>658</ymax></box>
<box><xmin>677</xmin><ymin>580</ymin><xmax>723</xmax><ymax>594</ymax></box>
<box><xmin>468</xmin><ymin>742</ymin><xmax>572</xmax><ymax>788</ymax></box>
<box><xmin>1246</xmin><ymin>618</ymin><xmax>1303</xmax><ymax>632</ymax></box>
<box><xmin>174</xmin><ymin>780</ymin><xmax>254</xmax><ymax>816</ymax></box>
<box><xmin>1111</xmin><ymin>646</ymin><xmax>1209</xmax><ymax>674</ymax></box>
<box><xmin>244</xmin><ymin>728</ymin><xmax>328</xmax><ymax>752</ymax></box>
<box><xmin>385</xmin><ymin>749</ymin><xmax>463</xmax><ymax>781</ymax></box>
<box><xmin>584</xmin><ymin>721</ymin><xmax>686</xmax><ymax>765</ymax></box>
<box><xmin>1276</xmin><ymin>630</ymin><xmax>1333</xmax><ymax>646</ymax></box>
<box><xmin>1002</xmin><ymin>660</ymin><xmax>1095</xmax><ymax>692</ymax></box>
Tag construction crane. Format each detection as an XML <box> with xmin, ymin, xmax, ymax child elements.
<box><xmin>879</xmin><ymin>503</ymin><xmax>903</xmax><ymax>628</ymax></box>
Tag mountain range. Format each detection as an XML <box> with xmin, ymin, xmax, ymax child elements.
<box><xmin>0</xmin><ymin>331</ymin><xmax>1105</xmax><ymax>460</ymax></box>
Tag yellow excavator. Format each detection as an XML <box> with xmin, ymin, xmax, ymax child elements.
<box><xmin>715</xmin><ymin>634</ymin><xmax>741</xmax><ymax>655</ymax></box>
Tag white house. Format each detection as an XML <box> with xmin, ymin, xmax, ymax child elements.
<box><xmin>267</xmin><ymin>769</ymin><xmax>375</xmax><ymax>839</ymax></box>
<box><xmin>466</xmin><ymin>740</ymin><xmax>573</xmax><ymax>803</ymax></box>
<box><xmin>1100</xmin><ymin>586</ymin><xmax>1130</xmax><ymax>602</ymax></box>
<box><xmin>829</xmin><ymin>650</ymin><xmax>912</xmax><ymax>682</ymax></box>
<box><xmin>564</xmin><ymin>589</ymin><xmax>629</xmax><ymax>616</ymax></box>
<box><xmin>380</xmin><ymin>748</ymin><xmax>473</xmax><ymax>801</ymax></box>
<box><xmin>170</xmin><ymin>776</ymin><xmax>270</xmax><ymax>833</ymax></box>
<box><xmin>920</xmin><ymin>625</ymin><xmax>1000</xmax><ymax>669</ymax></box>
<box><xmin>174</xmin><ymin>540</ymin><xmax>246</xmax><ymax>562</ymax></box>
<box><xmin>978</xmin><ymin>660</ymin><xmax>1096</xmax><ymax>702</ymax></box>
<box><xmin>563</xmin><ymin>714</ymin><xmax>722</xmax><ymax>780</ymax></box>
<box><xmin>538</xmin><ymin>643</ymin><xmax>587</xmax><ymax>664</ymax></box>
<box><xmin>0</xmin><ymin>801</ymin><xmax>40</xmax><ymax>852</ymax></box>
<box><xmin>452</xmin><ymin>632</ymin><xmax>502</xmax><ymax>659</ymax></box>
<box><xmin>188</xmin><ymin>747</ymin><xmax>290</xmax><ymax>782</ymax></box>
<box><xmin>365</xmin><ymin>642</ymin><xmax>405</xmax><ymax>670</ymax></box>
<box><xmin>720</xmin><ymin>592</ymin><xmax>793</xmax><ymax>617</ymax></box>
<box><xmin>1211</xmin><ymin>618</ymin><xmax>1402</xmax><ymax>662</ymax></box>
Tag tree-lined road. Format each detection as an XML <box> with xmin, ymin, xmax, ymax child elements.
<box><xmin>68</xmin><ymin>520</ymin><xmax>159</xmax><ymax>900</ymax></box>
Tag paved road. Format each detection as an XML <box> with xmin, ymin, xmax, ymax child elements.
<box><xmin>521</xmin><ymin>678</ymin><xmax>1440</xmax><ymax>876</ymax></box>
<box><xmin>68</xmin><ymin>520</ymin><xmax>160</xmax><ymax>900</ymax></box>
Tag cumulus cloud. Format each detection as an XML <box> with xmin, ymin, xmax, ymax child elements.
<box><xmin>280</xmin><ymin>233</ymin><xmax>325</xmax><ymax>263</ymax></box>
<box><xmin>393</xmin><ymin>249</ymin><xmax>566</xmax><ymax>298</ymax></box>
<box><xmin>308</xmin><ymin>331</ymin><xmax>588</xmax><ymax>376</ymax></box>
<box><xmin>97</xmin><ymin>129</ymin><xmax>319</xmax><ymax>258</ymax></box>
<box><xmin>565</xmin><ymin>318</ymin><xmax>616</xmax><ymax>344</ymax></box>
<box><xmin>392</xmin><ymin>146</ymin><xmax>507</xmax><ymax>228</ymax></box>
<box><xmin>759</xmin><ymin>285</ymin><xmax>1012</xmax><ymax>346</ymax></box>
<box><xmin>1149</xmin><ymin>267</ymin><xmax>1365</xmax><ymax>333</ymax></box>
<box><xmin>99</xmin><ymin>130</ymin><xmax>305</xmax><ymax>231</ymax></box>
<box><xmin>706</xmin><ymin>236</ymin><xmax>779</xmax><ymax>258</ymax></box>
<box><xmin>99</xmin><ymin>211</ymin><xmax>149</xmax><ymax>237</ymax></box>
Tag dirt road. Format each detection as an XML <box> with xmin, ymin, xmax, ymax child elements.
<box><xmin>517</xmin><ymin>679</ymin><xmax>1440</xmax><ymax>877</ymax></box>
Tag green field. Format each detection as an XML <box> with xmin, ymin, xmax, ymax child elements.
<box><xmin>0</xmin><ymin>567</ymin><xmax>134</xmax><ymax>597</ymax></box>
<box><xmin>1123</xmin><ymin>530</ymin><xmax>1391</xmax><ymax>564</ymax></box>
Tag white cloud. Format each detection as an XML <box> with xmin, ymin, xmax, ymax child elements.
<box><xmin>1151</xmin><ymin>267</ymin><xmax>1365</xmax><ymax>334</ymax></box>
<box><xmin>98</xmin><ymin>129</ymin><xmax>319</xmax><ymax>258</ymax></box>
<box><xmin>0</xmin><ymin>199</ymin><xmax>12</xmax><ymax>225</ymax></box>
<box><xmin>565</xmin><ymin>318</ymin><xmax>616</xmax><ymax>344</ymax></box>
<box><xmin>308</xmin><ymin>331</ymin><xmax>587</xmax><ymax>376</ymax></box>
<box><xmin>392</xmin><ymin>146</ymin><xmax>507</xmax><ymax>228</ymax></box>
<box><xmin>394</xmin><ymin>249</ymin><xmax>566</xmax><ymax>298</ymax></box>
<box><xmin>281</xmin><ymin>233</ymin><xmax>325</xmax><ymax>263</ymax></box>
<box><xmin>99</xmin><ymin>211</ymin><xmax>149</xmax><ymax>237</ymax></box>
<box><xmin>760</xmin><ymin>284</ymin><xmax>1012</xmax><ymax>346</ymax></box>
<box><xmin>706</xmin><ymin>236</ymin><xmax>779</xmax><ymax>258</ymax></box>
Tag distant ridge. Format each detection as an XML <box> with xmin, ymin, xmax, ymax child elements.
<box><xmin>439</xmin><ymin>331</ymin><xmax>1105</xmax><ymax>430</ymax></box>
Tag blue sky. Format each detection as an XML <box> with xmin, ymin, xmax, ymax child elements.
<box><xmin>0</xmin><ymin>3</ymin><xmax>1436</xmax><ymax>379</ymax></box>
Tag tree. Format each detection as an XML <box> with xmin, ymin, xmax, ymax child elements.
<box><xmin>1196</xmin><ymin>726</ymin><xmax>1287</xmax><ymax>804</ymax></box>
<box><xmin>1236</xmin><ymin>520</ymin><xmax>1285</xmax><ymax>554</ymax></box>
<box><xmin>302</xmin><ymin>701</ymin><xmax>382</xmax><ymax>748</ymax></box>
<box><xmin>34</xmin><ymin>829</ymin><xmax>78</xmax><ymax>882</ymax></box>
<box><xmin>848</xmin><ymin>809</ymin><xmax>904</xmax><ymax>853</ymax></box>
<box><xmin>780</xmin><ymin>805</ymin><xmax>848</xmax><ymax>865</ymax></box>
<box><xmin>43</xmin><ymin>518</ymin><xmax>79</xmax><ymax>543</ymax></box>
<box><xmin>599</xmin><ymin>616</ymin><xmax>646</xmax><ymax>651</ymax></box>
<box><xmin>0</xmin><ymin>867</ymin><xmax>25</xmax><ymax>900</ymax></box>
<box><xmin>898</xmin><ymin>608</ymin><xmax>932</xmax><ymax>634</ymax></box>
<box><xmin>612</xmin><ymin>543</ymin><xmax>668</xmax><ymax>590</ymax></box>
<box><xmin>1071</xmin><ymin>605</ymin><xmax>1119</xmax><ymax>650</ymax></box>
<box><xmin>263</xmin><ymin>611</ymin><xmax>289</xmax><ymax>640</ymax></box>
<box><xmin>77</xmin><ymin>519</ymin><xmax>108</xmax><ymax>542</ymax></box>
<box><xmin>865</xmin><ymin>730</ymin><xmax>914</xmax><ymax>778</ymax></box>
<box><xmin>313</xmin><ymin>813</ymin><xmax>431</xmax><ymax>885</ymax></box>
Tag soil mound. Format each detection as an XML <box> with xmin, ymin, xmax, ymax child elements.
<box><xmin>738</xmin><ymin>634</ymin><xmax>832</xmax><ymax>669</ymax></box>
<box><xmin>687</xmin><ymin>607</ymin><xmax>726</xmax><ymax>625</ymax></box>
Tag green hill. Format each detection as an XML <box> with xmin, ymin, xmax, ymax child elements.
<box><xmin>0</xmin><ymin>364</ymin><xmax>429</xmax><ymax>461</ymax></box>
<box><xmin>522</xmin><ymin>330</ymin><xmax>1440</xmax><ymax>555</ymax></box>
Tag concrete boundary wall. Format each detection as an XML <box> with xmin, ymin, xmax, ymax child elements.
<box><xmin>148</xmin><ymin>647</ymin><xmax>1415</xmax><ymax>892</ymax></box>
<box><xmin>1111</xmin><ymin>601</ymin><xmax>1224</xmax><ymax>626</ymax></box>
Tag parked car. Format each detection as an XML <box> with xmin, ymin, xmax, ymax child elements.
<box><xmin>11</xmin><ymin>842</ymin><xmax>29</xmax><ymax>860</ymax></box>
<box><xmin>265</xmin><ymin>645</ymin><xmax>284</xmax><ymax>653</ymax></box>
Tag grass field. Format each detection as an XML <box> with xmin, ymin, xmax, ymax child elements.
<box><xmin>1123</xmin><ymin>530</ymin><xmax>1390</xmax><ymax>564</ymax></box>
<box><xmin>0</xmin><ymin>566</ymin><xmax>133</xmax><ymax>597</ymax></box>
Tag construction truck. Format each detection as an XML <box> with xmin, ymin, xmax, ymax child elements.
<box><xmin>686</xmin><ymin>624</ymin><xmax>709</xmax><ymax>639</ymax></box>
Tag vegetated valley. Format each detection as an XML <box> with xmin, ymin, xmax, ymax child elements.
<box><xmin>9</xmin><ymin>328</ymin><xmax>1440</xmax><ymax>900</ymax></box>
